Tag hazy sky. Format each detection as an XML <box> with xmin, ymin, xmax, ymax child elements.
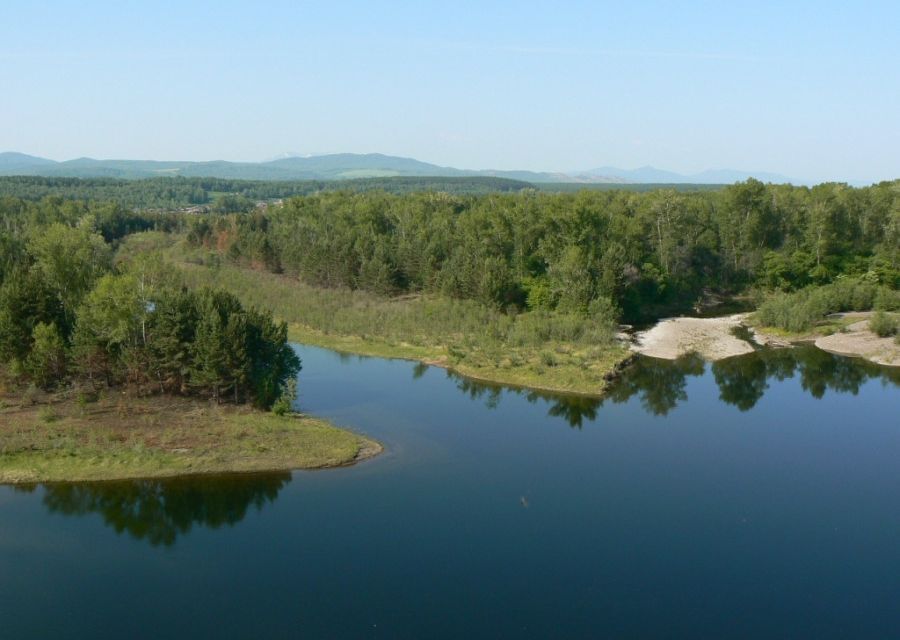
<box><xmin>1</xmin><ymin>1</ymin><xmax>898</xmax><ymax>183</ymax></box>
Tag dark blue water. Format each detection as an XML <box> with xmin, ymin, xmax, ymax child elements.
<box><xmin>1</xmin><ymin>345</ymin><xmax>898</xmax><ymax>639</ymax></box>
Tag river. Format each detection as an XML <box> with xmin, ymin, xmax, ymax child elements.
<box><xmin>1</xmin><ymin>344</ymin><xmax>898</xmax><ymax>638</ymax></box>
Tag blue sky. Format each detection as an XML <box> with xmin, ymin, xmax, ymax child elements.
<box><xmin>1</xmin><ymin>1</ymin><xmax>897</xmax><ymax>183</ymax></box>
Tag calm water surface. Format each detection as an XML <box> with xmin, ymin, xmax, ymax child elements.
<box><xmin>1</xmin><ymin>345</ymin><xmax>899</xmax><ymax>638</ymax></box>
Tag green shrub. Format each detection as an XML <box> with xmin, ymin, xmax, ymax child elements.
<box><xmin>540</xmin><ymin>351</ymin><xmax>558</xmax><ymax>367</ymax></box>
<box><xmin>869</xmin><ymin>311</ymin><xmax>898</xmax><ymax>338</ymax></box>
<box><xmin>757</xmin><ymin>279</ymin><xmax>900</xmax><ymax>333</ymax></box>
<box><xmin>19</xmin><ymin>383</ymin><xmax>39</xmax><ymax>407</ymax></box>
<box><xmin>756</xmin><ymin>291</ymin><xmax>822</xmax><ymax>332</ymax></box>
<box><xmin>271</xmin><ymin>397</ymin><xmax>291</xmax><ymax>416</ymax></box>
<box><xmin>271</xmin><ymin>379</ymin><xmax>297</xmax><ymax>416</ymax></box>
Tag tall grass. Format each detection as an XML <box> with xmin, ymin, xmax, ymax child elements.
<box><xmin>174</xmin><ymin>247</ymin><xmax>619</xmax><ymax>353</ymax></box>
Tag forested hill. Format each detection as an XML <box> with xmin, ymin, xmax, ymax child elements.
<box><xmin>0</xmin><ymin>152</ymin><xmax>568</xmax><ymax>182</ymax></box>
<box><xmin>0</xmin><ymin>151</ymin><xmax>795</xmax><ymax>184</ymax></box>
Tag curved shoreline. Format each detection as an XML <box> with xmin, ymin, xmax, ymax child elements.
<box><xmin>753</xmin><ymin>312</ymin><xmax>900</xmax><ymax>368</ymax></box>
<box><xmin>813</xmin><ymin>319</ymin><xmax>900</xmax><ymax>367</ymax></box>
<box><xmin>289</xmin><ymin>324</ymin><xmax>632</xmax><ymax>398</ymax></box>
<box><xmin>0</xmin><ymin>394</ymin><xmax>383</xmax><ymax>485</ymax></box>
<box><xmin>5</xmin><ymin>311</ymin><xmax>894</xmax><ymax>486</ymax></box>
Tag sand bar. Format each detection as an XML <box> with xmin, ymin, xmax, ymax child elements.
<box><xmin>631</xmin><ymin>314</ymin><xmax>754</xmax><ymax>361</ymax></box>
<box><xmin>815</xmin><ymin>319</ymin><xmax>900</xmax><ymax>367</ymax></box>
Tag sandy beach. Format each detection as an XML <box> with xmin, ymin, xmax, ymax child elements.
<box><xmin>631</xmin><ymin>314</ymin><xmax>755</xmax><ymax>361</ymax></box>
<box><xmin>815</xmin><ymin>319</ymin><xmax>900</xmax><ymax>367</ymax></box>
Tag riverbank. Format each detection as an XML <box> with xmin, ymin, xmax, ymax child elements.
<box><xmin>289</xmin><ymin>324</ymin><xmax>630</xmax><ymax>397</ymax></box>
<box><xmin>0</xmin><ymin>392</ymin><xmax>381</xmax><ymax>484</ymax></box>
<box><xmin>631</xmin><ymin>311</ymin><xmax>900</xmax><ymax>368</ymax></box>
<box><xmin>813</xmin><ymin>316</ymin><xmax>900</xmax><ymax>367</ymax></box>
<box><xmin>750</xmin><ymin>312</ymin><xmax>865</xmax><ymax>346</ymax></box>
<box><xmin>752</xmin><ymin>312</ymin><xmax>900</xmax><ymax>367</ymax></box>
<box><xmin>130</xmin><ymin>233</ymin><xmax>632</xmax><ymax>397</ymax></box>
<box><xmin>122</xmin><ymin>233</ymin><xmax>900</xmax><ymax>385</ymax></box>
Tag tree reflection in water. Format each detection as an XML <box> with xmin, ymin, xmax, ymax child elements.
<box><xmin>712</xmin><ymin>354</ymin><xmax>770</xmax><ymax>411</ymax></box>
<box><xmin>711</xmin><ymin>346</ymin><xmax>900</xmax><ymax>410</ymax></box>
<box><xmin>36</xmin><ymin>473</ymin><xmax>291</xmax><ymax>547</ymax></box>
<box><xmin>607</xmin><ymin>353</ymin><xmax>706</xmax><ymax>416</ymax></box>
<box><xmin>438</xmin><ymin>347</ymin><xmax>899</xmax><ymax>425</ymax></box>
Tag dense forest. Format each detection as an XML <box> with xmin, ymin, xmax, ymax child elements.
<box><xmin>187</xmin><ymin>179</ymin><xmax>899</xmax><ymax>325</ymax></box>
<box><xmin>0</xmin><ymin>175</ymin><xmax>532</xmax><ymax>210</ymax></box>
<box><xmin>0</xmin><ymin>198</ymin><xmax>298</xmax><ymax>408</ymax></box>
<box><xmin>536</xmin><ymin>182</ymin><xmax>726</xmax><ymax>193</ymax></box>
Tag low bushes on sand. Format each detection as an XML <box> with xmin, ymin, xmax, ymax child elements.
<box><xmin>756</xmin><ymin>279</ymin><xmax>900</xmax><ymax>332</ymax></box>
<box><xmin>869</xmin><ymin>311</ymin><xmax>899</xmax><ymax>338</ymax></box>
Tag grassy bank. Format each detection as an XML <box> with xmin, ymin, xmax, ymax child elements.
<box><xmin>0</xmin><ymin>391</ymin><xmax>380</xmax><ymax>484</ymax></box>
<box><xmin>132</xmin><ymin>234</ymin><xmax>631</xmax><ymax>396</ymax></box>
<box><xmin>288</xmin><ymin>323</ymin><xmax>630</xmax><ymax>396</ymax></box>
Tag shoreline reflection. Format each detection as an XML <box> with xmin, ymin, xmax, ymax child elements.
<box><xmin>440</xmin><ymin>347</ymin><xmax>900</xmax><ymax>425</ymax></box>
<box><xmin>19</xmin><ymin>472</ymin><xmax>291</xmax><ymax>547</ymax></box>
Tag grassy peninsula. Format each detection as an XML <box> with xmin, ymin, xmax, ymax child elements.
<box><xmin>0</xmin><ymin>390</ymin><xmax>380</xmax><ymax>484</ymax></box>
<box><xmin>0</xmin><ymin>198</ymin><xmax>381</xmax><ymax>484</ymax></box>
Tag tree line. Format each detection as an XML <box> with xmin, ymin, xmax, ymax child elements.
<box><xmin>0</xmin><ymin>198</ymin><xmax>299</xmax><ymax>408</ymax></box>
<box><xmin>188</xmin><ymin>179</ymin><xmax>899</xmax><ymax>324</ymax></box>
<box><xmin>0</xmin><ymin>175</ymin><xmax>532</xmax><ymax>211</ymax></box>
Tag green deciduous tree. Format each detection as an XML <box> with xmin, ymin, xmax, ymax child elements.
<box><xmin>28</xmin><ymin>221</ymin><xmax>111</xmax><ymax>325</ymax></box>
<box><xmin>26</xmin><ymin>322</ymin><xmax>67</xmax><ymax>389</ymax></box>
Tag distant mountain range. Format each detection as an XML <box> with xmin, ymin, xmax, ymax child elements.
<box><xmin>0</xmin><ymin>151</ymin><xmax>794</xmax><ymax>184</ymax></box>
<box><xmin>571</xmin><ymin>165</ymin><xmax>794</xmax><ymax>185</ymax></box>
